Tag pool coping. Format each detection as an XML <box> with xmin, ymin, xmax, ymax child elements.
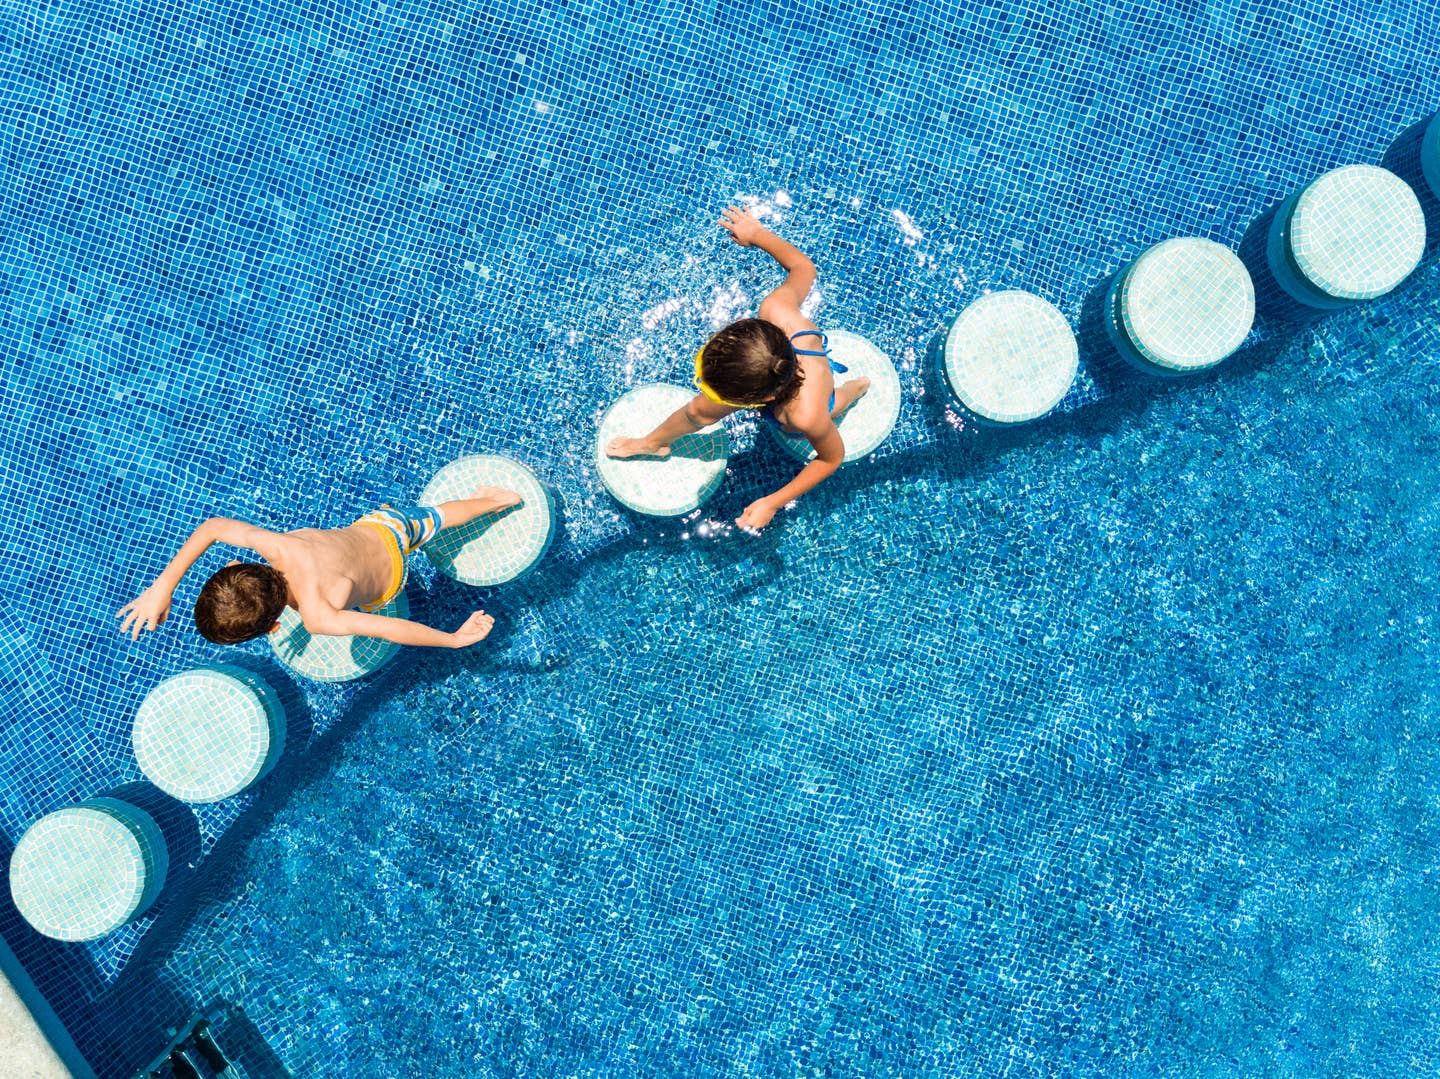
<box><xmin>0</xmin><ymin>932</ymin><xmax>94</xmax><ymax>1079</ymax></box>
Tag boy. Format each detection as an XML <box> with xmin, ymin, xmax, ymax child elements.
<box><xmin>118</xmin><ymin>489</ymin><xmax>521</xmax><ymax>649</ymax></box>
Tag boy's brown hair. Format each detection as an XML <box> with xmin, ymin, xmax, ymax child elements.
<box><xmin>701</xmin><ymin>318</ymin><xmax>804</xmax><ymax>408</ymax></box>
<box><xmin>194</xmin><ymin>564</ymin><xmax>289</xmax><ymax>643</ymax></box>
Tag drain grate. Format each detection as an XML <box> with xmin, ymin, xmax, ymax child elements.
<box><xmin>130</xmin><ymin>1004</ymin><xmax>290</xmax><ymax>1079</ymax></box>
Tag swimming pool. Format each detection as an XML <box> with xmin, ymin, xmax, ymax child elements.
<box><xmin>1</xmin><ymin>0</ymin><xmax>1439</xmax><ymax>1074</ymax></box>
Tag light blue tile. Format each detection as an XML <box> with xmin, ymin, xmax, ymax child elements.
<box><xmin>419</xmin><ymin>455</ymin><xmax>556</xmax><ymax>587</ymax></box>
<box><xmin>131</xmin><ymin>666</ymin><xmax>285</xmax><ymax>803</ymax></box>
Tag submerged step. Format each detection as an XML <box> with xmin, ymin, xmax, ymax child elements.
<box><xmin>1422</xmin><ymin>111</ymin><xmax>1440</xmax><ymax>201</ymax></box>
<box><xmin>420</xmin><ymin>454</ymin><xmax>556</xmax><ymax>586</ymax></box>
<box><xmin>1266</xmin><ymin>164</ymin><xmax>1426</xmax><ymax>308</ymax></box>
<box><xmin>939</xmin><ymin>290</ymin><xmax>1077</xmax><ymax>424</ymax></box>
<box><xmin>0</xmin><ymin>933</ymin><xmax>93</xmax><ymax>1078</ymax></box>
<box><xmin>1105</xmin><ymin>237</ymin><xmax>1255</xmax><ymax>374</ymax></box>
<box><xmin>596</xmin><ymin>384</ymin><xmax>730</xmax><ymax>516</ymax></box>
<box><xmin>132</xmin><ymin>665</ymin><xmax>286</xmax><ymax>804</ymax></box>
<box><xmin>10</xmin><ymin>798</ymin><xmax>169</xmax><ymax>941</ymax></box>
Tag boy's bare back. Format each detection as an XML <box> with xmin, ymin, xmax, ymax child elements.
<box><xmin>253</xmin><ymin>524</ymin><xmax>398</xmax><ymax>623</ymax></box>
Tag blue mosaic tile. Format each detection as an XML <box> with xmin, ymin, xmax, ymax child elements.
<box><xmin>0</xmin><ymin>0</ymin><xmax>1437</xmax><ymax>1075</ymax></box>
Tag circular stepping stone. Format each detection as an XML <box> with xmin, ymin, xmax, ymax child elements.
<box><xmin>1267</xmin><ymin>165</ymin><xmax>1425</xmax><ymax>308</ymax></box>
<box><xmin>597</xmin><ymin>384</ymin><xmax>729</xmax><ymax>516</ymax></box>
<box><xmin>1105</xmin><ymin>237</ymin><xmax>1255</xmax><ymax>374</ymax></box>
<box><xmin>419</xmin><ymin>455</ymin><xmax>555</xmax><ymax>586</ymax></box>
<box><xmin>270</xmin><ymin>591</ymin><xmax>408</xmax><ymax>682</ymax></box>
<box><xmin>10</xmin><ymin>799</ymin><xmax>169</xmax><ymax>941</ymax></box>
<box><xmin>1423</xmin><ymin>112</ymin><xmax>1440</xmax><ymax>202</ymax></box>
<box><xmin>132</xmin><ymin>665</ymin><xmax>286</xmax><ymax>804</ymax></box>
<box><xmin>769</xmin><ymin>330</ymin><xmax>901</xmax><ymax>464</ymax></box>
<box><xmin>941</xmin><ymin>291</ymin><xmax>1077</xmax><ymax>424</ymax></box>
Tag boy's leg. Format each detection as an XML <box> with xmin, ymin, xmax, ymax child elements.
<box><xmin>434</xmin><ymin>488</ymin><xmax>522</xmax><ymax>530</ymax></box>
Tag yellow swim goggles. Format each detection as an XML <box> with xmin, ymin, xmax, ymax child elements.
<box><xmin>693</xmin><ymin>346</ymin><xmax>765</xmax><ymax>410</ymax></box>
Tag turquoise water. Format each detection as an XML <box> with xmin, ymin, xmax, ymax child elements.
<box><xmin>1</xmin><ymin>0</ymin><xmax>1439</xmax><ymax>1073</ymax></box>
<box><xmin>122</xmin><ymin>265</ymin><xmax>1440</xmax><ymax>1075</ymax></box>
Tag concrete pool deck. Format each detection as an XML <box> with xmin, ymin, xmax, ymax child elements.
<box><xmin>0</xmin><ymin>935</ymin><xmax>92</xmax><ymax>1079</ymax></box>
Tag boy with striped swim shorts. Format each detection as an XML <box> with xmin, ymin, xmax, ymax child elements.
<box><xmin>119</xmin><ymin>488</ymin><xmax>521</xmax><ymax>649</ymax></box>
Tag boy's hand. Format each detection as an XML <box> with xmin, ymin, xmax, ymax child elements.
<box><xmin>117</xmin><ymin>586</ymin><xmax>173</xmax><ymax>639</ymax></box>
<box><xmin>451</xmin><ymin>610</ymin><xmax>496</xmax><ymax>648</ymax></box>
<box><xmin>736</xmin><ymin>497</ymin><xmax>779</xmax><ymax>532</ymax></box>
<box><xmin>719</xmin><ymin>206</ymin><xmax>768</xmax><ymax>248</ymax></box>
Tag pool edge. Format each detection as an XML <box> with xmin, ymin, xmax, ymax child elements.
<box><xmin>0</xmin><ymin>932</ymin><xmax>95</xmax><ymax>1079</ymax></box>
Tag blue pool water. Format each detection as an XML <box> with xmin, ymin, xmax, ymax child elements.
<box><xmin>1</xmin><ymin>0</ymin><xmax>1439</xmax><ymax>1074</ymax></box>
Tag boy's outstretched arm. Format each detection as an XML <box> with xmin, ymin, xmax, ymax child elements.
<box><xmin>313</xmin><ymin>608</ymin><xmax>495</xmax><ymax>649</ymax></box>
<box><xmin>720</xmin><ymin>206</ymin><xmax>816</xmax><ymax>317</ymax></box>
<box><xmin>118</xmin><ymin>517</ymin><xmax>277</xmax><ymax>638</ymax></box>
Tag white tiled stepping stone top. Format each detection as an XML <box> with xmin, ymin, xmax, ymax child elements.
<box><xmin>597</xmin><ymin>383</ymin><xmax>729</xmax><ymax>516</ymax></box>
<box><xmin>942</xmin><ymin>290</ymin><xmax>1078</xmax><ymax>424</ymax></box>
<box><xmin>132</xmin><ymin>665</ymin><xmax>286</xmax><ymax>803</ymax></box>
<box><xmin>420</xmin><ymin>454</ymin><xmax>555</xmax><ymax>586</ymax></box>
<box><xmin>270</xmin><ymin>591</ymin><xmax>408</xmax><ymax>682</ymax></box>
<box><xmin>1115</xmin><ymin>238</ymin><xmax>1255</xmax><ymax>372</ymax></box>
<box><xmin>769</xmin><ymin>330</ymin><xmax>901</xmax><ymax>464</ymax></box>
<box><xmin>10</xmin><ymin>799</ymin><xmax>169</xmax><ymax>941</ymax></box>
<box><xmin>1288</xmin><ymin>165</ymin><xmax>1425</xmax><ymax>301</ymax></box>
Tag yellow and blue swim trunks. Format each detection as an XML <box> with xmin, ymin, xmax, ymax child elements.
<box><xmin>354</xmin><ymin>505</ymin><xmax>445</xmax><ymax>611</ymax></box>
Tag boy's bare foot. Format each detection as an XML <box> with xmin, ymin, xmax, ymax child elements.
<box><xmin>470</xmin><ymin>486</ymin><xmax>523</xmax><ymax>513</ymax></box>
<box><xmin>831</xmin><ymin>377</ymin><xmax>871</xmax><ymax>420</ymax></box>
<box><xmin>605</xmin><ymin>436</ymin><xmax>671</xmax><ymax>459</ymax></box>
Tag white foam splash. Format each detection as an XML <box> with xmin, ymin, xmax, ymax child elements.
<box><xmin>691</xmin><ymin>518</ymin><xmax>734</xmax><ymax>540</ymax></box>
<box><xmin>705</xmin><ymin>281</ymin><xmax>749</xmax><ymax>328</ymax></box>
<box><xmin>773</xmin><ymin>190</ymin><xmax>793</xmax><ymax>208</ymax></box>
<box><xmin>641</xmin><ymin>297</ymin><xmax>685</xmax><ymax>330</ymax></box>
<box><xmin>623</xmin><ymin>337</ymin><xmax>650</xmax><ymax>379</ymax></box>
<box><xmin>738</xmin><ymin>194</ymin><xmax>777</xmax><ymax>220</ymax></box>
<box><xmin>800</xmin><ymin>287</ymin><xmax>823</xmax><ymax>321</ymax></box>
<box><xmin>892</xmin><ymin>209</ymin><xmax>924</xmax><ymax>246</ymax></box>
